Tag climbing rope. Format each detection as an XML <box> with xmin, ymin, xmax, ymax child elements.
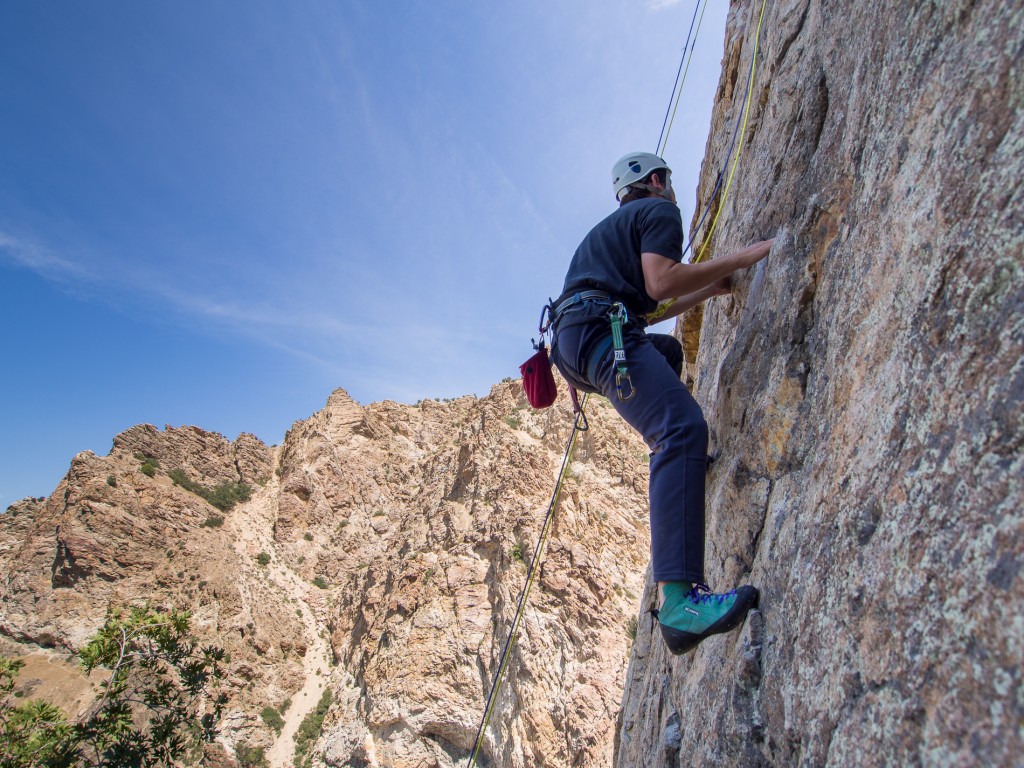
<box><xmin>467</xmin><ymin>0</ymin><xmax>770</xmax><ymax>760</ymax></box>
<box><xmin>656</xmin><ymin>0</ymin><xmax>711</xmax><ymax>158</ymax></box>
<box><xmin>693</xmin><ymin>0</ymin><xmax>769</xmax><ymax>264</ymax></box>
<box><xmin>646</xmin><ymin>0</ymin><xmax>769</xmax><ymax>323</ymax></box>
<box><xmin>466</xmin><ymin>394</ymin><xmax>589</xmax><ymax>767</ymax></box>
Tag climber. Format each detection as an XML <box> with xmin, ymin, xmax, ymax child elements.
<box><xmin>548</xmin><ymin>151</ymin><xmax>773</xmax><ymax>655</ymax></box>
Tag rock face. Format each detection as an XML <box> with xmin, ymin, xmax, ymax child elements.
<box><xmin>2</xmin><ymin>2</ymin><xmax>1021</xmax><ymax>766</ymax></box>
<box><xmin>616</xmin><ymin>1</ymin><xmax>1023</xmax><ymax>767</ymax></box>
<box><xmin>1</xmin><ymin>384</ymin><xmax>653</xmax><ymax>767</ymax></box>
<box><xmin>277</xmin><ymin>387</ymin><xmax>652</xmax><ymax>768</ymax></box>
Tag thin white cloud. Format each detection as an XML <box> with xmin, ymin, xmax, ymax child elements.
<box><xmin>0</xmin><ymin>231</ymin><xmax>94</xmax><ymax>283</ymax></box>
<box><xmin>0</xmin><ymin>228</ymin><xmax>376</xmax><ymax>379</ymax></box>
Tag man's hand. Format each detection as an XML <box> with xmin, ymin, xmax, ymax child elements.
<box><xmin>731</xmin><ymin>238</ymin><xmax>774</xmax><ymax>269</ymax></box>
<box><xmin>709</xmin><ymin>276</ymin><xmax>732</xmax><ymax>296</ymax></box>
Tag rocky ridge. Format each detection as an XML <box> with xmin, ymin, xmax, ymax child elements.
<box><xmin>1</xmin><ymin>383</ymin><xmax>653</xmax><ymax>767</ymax></box>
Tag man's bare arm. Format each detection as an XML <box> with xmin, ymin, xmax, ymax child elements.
<box><xmin>641</xmin><ymin>238</ymin><xmax>773</xmax><ymax>302</ymax></box>
<box><xmin>646</xmin><ymin>278</ymin><xmax>732</xmax><ymax>325</ymax></box>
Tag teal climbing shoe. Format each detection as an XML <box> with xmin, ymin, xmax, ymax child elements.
<box><xmin>653</xmin><ymin>582</ymin><xmax>759</xmax><ymax>655</ymax></box>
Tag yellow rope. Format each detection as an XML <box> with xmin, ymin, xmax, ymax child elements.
<box><xmin>647</xmin><ymin>0</ymin><xmax>769</xmax><ymax>320</ymax></box>
<box><xmin>658</xmin><ymin>0</ymin><xmax>710</xmax><ymax>157</ymax></box>
<box><xmin>694</xmin><ymin>0</ymin><xmax>769</xmax><ymax>264</ymax></box>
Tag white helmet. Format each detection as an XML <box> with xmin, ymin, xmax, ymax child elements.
<box><xmin>611</xmin><ymin>152</ymin><xmax>671</xmax><ymax>200</ymax></box>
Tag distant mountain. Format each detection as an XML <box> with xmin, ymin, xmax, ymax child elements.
<box><xmin>1</xmin><ymin>384</ymin><xmax>652</xmax><ymax>767</ymax></box>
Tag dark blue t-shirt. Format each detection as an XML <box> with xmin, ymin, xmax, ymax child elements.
<box><xmin>559</xmin><ymin>197</ymin><xmax>683</xmax><ymax>316</ymax></box>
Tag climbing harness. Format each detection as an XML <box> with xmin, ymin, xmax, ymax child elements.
<box><xmin>548</xmin><ymin>289</ymin><xmax>613</xmax><ymax>319</ymax></box>
<box><xmin>543</xmin><ymin>292</ymin><xmax>637</xmax><ymax>402</ymax></box>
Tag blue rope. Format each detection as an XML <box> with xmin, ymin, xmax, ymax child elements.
<box><xmin>656</xmin><ymin>0</ymin><xmax>704</xmax><ymax>155</ymax></box>
<box><xmin>682</xmin><ymin>10</ymin><xmax>761</xmax><ymax>262</ymax></box>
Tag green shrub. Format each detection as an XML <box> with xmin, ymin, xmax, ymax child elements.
<box><xmin>236</xmin><ymin>743</ymin><xmax>268</xmax><ymax>767</ymax></box>
<box><xmin>511</xmin><ymin>542</ymin><xmax>524</xmax><ymax>562</ymax></box>
<box><xmin>202</xmin><ymin>515</ymin><xmax>225</xmax><ymax>528</ymax></box>
<box><xmin>260</xmin><ymin>706</ymin><xmax>285</xmax><ymax>734</ymax></box>
<box><xmin>140</xmin><ymin>462</ymin><xmax>157</xmax><ymax>477</ymax></box>
<box><xmin>105</xmin><ymin>475</ymin><xmax>117</xmax><ymax>488</ymax></box>
<box><xmin>206</xmin><ymin>481</ymin><xmax>252</xmax><ymax>511</ymax></box>
<box><xmin>304</xmin><ymin>532</ymin><xmax>314</xmax><ymax>541</ymax></box>
<box><xmin>312</xmin><ymin>576</ymin><xmax>328</xmax><ymax>589</ymax></box>
<box><xmin>294</xmin><ymin>688</ymin><xmax>332</xmax><ymax>768</ymax></box>
<box><xmin>169</xmin><ymin>467</ymin><xmax>252</xmax><ymax>512</ymax></box>
<box><xmin>168</xmin><ymin>467</ymin><xmax>196</xmax><ymax>490</ymax></box>
<box><xmin>257</xmin><ymin>552</ymin><xmax>271</xmax><ymax>567</ymax></box>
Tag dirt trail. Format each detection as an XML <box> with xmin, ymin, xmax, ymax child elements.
<box><xmin>229</xmin><ymin>454</ymin><xmax>332</xmax><ymax>768</ymax></box>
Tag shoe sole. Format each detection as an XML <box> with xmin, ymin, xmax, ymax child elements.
<box><xmin>658</xmin><ymin>585</ymin><xmax>759</xmax><ymax>655</ymax></box>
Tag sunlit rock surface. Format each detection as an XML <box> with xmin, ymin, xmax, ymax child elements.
<box><xmin>616</xmin><ymin>1</ymin><xmax>1023</xmax><ymax>766</ymax></box>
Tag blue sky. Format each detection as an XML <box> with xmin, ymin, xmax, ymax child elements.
<box><xmin>1</xmin><ymin>1</ymin><xmax>728</xmax><ymax>503</ymax></box>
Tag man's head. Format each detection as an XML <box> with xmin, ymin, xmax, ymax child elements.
<box><xmin>612</xmin><ymin>152</ymin><xmax>675</xmax><ymax>205</ymax></box>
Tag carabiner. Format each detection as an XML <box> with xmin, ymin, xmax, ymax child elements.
<box><xmin>539</xmin><ymin>301</ymin><xmax>554</xmax><ymax>335</ymax></box>
<box><xmin>615</xmin><ymin>371</ymin><xmax>636</xmax><ymax>401</ymax></box>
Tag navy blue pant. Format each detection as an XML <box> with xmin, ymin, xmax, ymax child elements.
<box><xmin>552</xmin><ymin>304</ymin><xmax>707</xmax><ymax>584</ymax></box>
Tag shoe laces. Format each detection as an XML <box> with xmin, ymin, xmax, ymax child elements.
<box><xmin>689</xmin><ymin>582</ymin><xmax>736</xmax><ymax>605</ymax></box>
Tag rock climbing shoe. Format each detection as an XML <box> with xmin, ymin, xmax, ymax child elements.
<box><xmin>652</xmin><ymin>581</ymin><xmax>759</xmax><ymax>655</ymax></box>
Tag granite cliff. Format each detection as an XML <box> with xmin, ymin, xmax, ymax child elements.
<box><xmin>617</xmin><ymin>1</ymin><xmax>1023</xmax><ymax>766</ymax></box>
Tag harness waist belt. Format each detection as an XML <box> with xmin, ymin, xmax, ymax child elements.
<box><xmin>552</xmin><ymin>290</ymin><xmax>613</xmax><ymax>318</ymax></box>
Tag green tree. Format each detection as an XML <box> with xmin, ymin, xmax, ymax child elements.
<box><xmin>0</xmin><ymin>605</ymin><xmax>228</xmax><ymax>767</ymax></box>
<box><xmin>0</xmin><ymin>657</ymin><xmax>74</xmax><ymax>767</ymax></box>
